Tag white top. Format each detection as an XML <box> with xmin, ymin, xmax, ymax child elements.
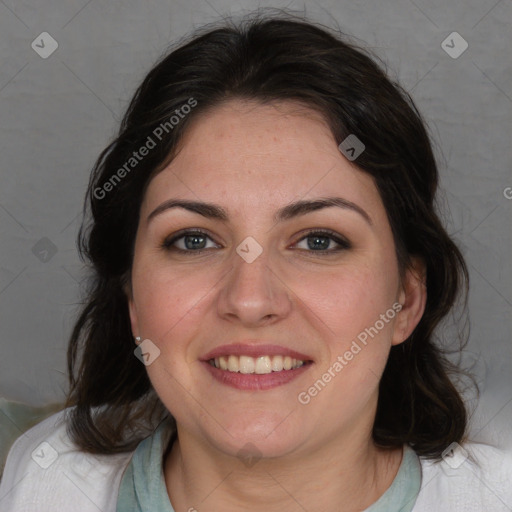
<box><xmin>1</xmin><ymin>408</ymin><xmax>511</xmax><ymax>511</ymax></box>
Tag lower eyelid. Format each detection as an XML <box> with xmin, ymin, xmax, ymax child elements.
<box><xmin>293</xmin><ymin>239</ymin><xmax>350</xmax><ymax>254</ymax></box>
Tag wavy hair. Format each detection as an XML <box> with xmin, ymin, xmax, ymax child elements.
<box><xmin>63</xmin><ymin>10</ymin><xmax>474</xmax><ymax>460</ymax></box>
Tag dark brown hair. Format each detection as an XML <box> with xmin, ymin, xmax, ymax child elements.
<box><xmin>64</xmin><ymin>10</ymin><xmax>474</xmax><ymax>460</ymax></box>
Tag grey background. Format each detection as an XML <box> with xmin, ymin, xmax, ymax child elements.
<box><xmin>0</xmin><ymin>0</ymin><xmax>511</xmax><ymax>450</ymax></box>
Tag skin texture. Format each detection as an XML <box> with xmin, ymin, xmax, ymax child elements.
<box><xmin>127</xmin><ymin>99</ymin><xmax>427</xmax><ymax>511</ymax></box>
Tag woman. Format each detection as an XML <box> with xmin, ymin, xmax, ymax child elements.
<box><xmin>1</xmin><ymin>11</ymin><xmax>511</xmax><ymax>512</ymax></box>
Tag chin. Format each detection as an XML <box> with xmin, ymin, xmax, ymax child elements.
<box><xmin>205</xmin><ymin>413</ymin><xmax>305</xmax><ymax>460</ymax></box>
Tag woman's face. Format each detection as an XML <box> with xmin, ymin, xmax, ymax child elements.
<box><xmin>128</xmin><ymin>99</ymin><xmax>424</xmax><ymax>459</ymax></box>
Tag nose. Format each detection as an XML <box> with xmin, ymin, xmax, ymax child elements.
<box><xmin>216</xmin><ymin>244</ymin><xmax>293</xmax><ymax>327</ymax></box>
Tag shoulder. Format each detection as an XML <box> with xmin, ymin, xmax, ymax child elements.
<box><xmin>412</xmin><ymin>441</ymin><xmax>512</xmax><ymax>511</ymax></box>
<box><xmin>0</xmin><ymin>407</ymin><xmax>134</xmax><ymax>512</ymax></box>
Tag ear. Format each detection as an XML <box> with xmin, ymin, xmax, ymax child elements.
<box><xmin>123</xmin><ymin>278</ymin><xmax>141</xmax><ymax>345</ymax></box>
<box><xmin>392</xmin><ymin>256</ymin><xmax>427</xmax><ymax>346</ymax></box>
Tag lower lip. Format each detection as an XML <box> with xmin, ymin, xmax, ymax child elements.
<box><xmin>201</xmin><ymin>361</ymin><xmax>312</xmax><ymax>390</ymax></box>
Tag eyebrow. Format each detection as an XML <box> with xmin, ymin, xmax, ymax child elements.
<box><xmin>147</xmin><ymin>196</ymin><xmax>373</xmax><ymax>226</ymax></box>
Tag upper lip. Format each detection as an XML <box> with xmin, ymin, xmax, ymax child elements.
<box><xmin>201</xmin><ymin>343</ymin><xmax>313</xmax><ymax>362</ymax></box>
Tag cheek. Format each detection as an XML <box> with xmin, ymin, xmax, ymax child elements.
<box><xmin>297</xmin><ymin>269</ymin><xmax>396</xmax><ymax>420</ymax></box>
<box><xmin>297</xmin><ymin>261</ymin><xmax>399</xmax><ymax>409</ymax></box>
<box><xmin>131</xmin><ymin>262</ymin><xmax>213</xmax><ymax>353</ymax></box>
<box><xmin>132</xmin><ymin>267</ymin><xmax>211</xmax><ymax>411</ymax></box>
<box><xmin>289</xmin><ymin>260</ymin><xmax>398</xmax><ymax>342</ymax></box>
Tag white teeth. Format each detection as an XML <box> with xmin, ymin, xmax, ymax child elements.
<box><xmin>239</xmin><ymin>355</ymin><xmax>255</xmax><ymax>374</ymax></box>
<box><xmin>211</xmin><ymin>354</ymin><xmax>306</xmax><ymax>373</ymax></box>
<box><xmin>272</xmin><ymin>355</ymin><xmax>283</xmax><ymax>371</ymax></box>
<box><xmin>227</xmin><ymin>355</ymin><xmax>238</xmax><ymax>372</ymax></box>
<box><xmin>255</xmin><ymin>356</ymin><xmax>272</xmax><ymax>374</ymax></box>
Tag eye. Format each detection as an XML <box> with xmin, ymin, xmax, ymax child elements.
<box><xmin>161</xmin><ymin>230</ymin><xmax>219</xmax><ymax>254</ymax></box>
<box><xmin>162</xmin><ymin>228</ymin><xmax>351</xmax><ymax>256</ymax></box>
<box><xmin>292</xmin><ymin>229</ymin><xmax>351</xmax><ymax>254</ymax></box>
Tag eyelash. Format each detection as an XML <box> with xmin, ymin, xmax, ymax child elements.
<box><xmin>161</xmin><ymin>229</ymin><xmax>351</xmax><ymax>256</ymax></box>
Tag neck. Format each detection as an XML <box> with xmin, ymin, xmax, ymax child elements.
<box><xmin>164</xmin><ymin>424</ymin><xmax>403</xmax><ymax>512</ymax></box>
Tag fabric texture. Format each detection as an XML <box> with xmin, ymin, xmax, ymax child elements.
<box><xmin>0</xmin><ymin>398</ymin><xmax>64</xmax><ymax>481</ymax></box>
<box><xmin>116</xmin><ymin>417</ymin><xmax>175</xmax><ymax>512</ymax></box>
<box><xmin>1</xmin><ymin>408</ymin><xmax>511</xmax><ymax>511</ymax></box>
<box><xmin>116</xmin><ymin>417</ymin><xmax>421</xmax><ymax>512</ymax></box>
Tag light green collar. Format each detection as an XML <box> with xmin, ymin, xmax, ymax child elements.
<box><xmin>116</xmin><ymin>419</ymin><xmax>175</xmax><ymax>512</ymax></box>
<box><xmin>117</xmin><ymin>422</ymin><xmax>421</xmax><ymax>512</ymax></box>
<box><xmin>365</xmin><ymin>444</ymin><xmax>422</xmax><ymax>512</ymax></box>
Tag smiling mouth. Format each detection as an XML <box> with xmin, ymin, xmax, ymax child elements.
<box><xmin>208</xmin><ymin>355</ymin><xmax>312</xmax><ymax>374</ymax></box>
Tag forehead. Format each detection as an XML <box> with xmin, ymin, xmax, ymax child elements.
<box><xmin>141</xmin><ymin>99</ymin><xmax>383</xmax><ymax>220</ymax></box>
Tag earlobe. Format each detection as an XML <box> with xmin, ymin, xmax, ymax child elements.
<box><xmin>392</xmin><ymin>257</ymin><xmax>427</xmax><ymax>346</ymax></box>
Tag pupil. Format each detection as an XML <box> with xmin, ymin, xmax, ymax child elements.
<box><xmin>308</xmin><ymin>235</ymin><xmax>329</xmax><ymax>250</ymax></box>
<box><xmin>185</xmin><ymin>235</ymin><xmax>206</xmax><ymax>250</ymax></box>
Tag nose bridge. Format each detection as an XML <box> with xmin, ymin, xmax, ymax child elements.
<box><xmin>217</xmin><ymin>236</ymin><xmax>291</xmax><ymax>324</ymax></box>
